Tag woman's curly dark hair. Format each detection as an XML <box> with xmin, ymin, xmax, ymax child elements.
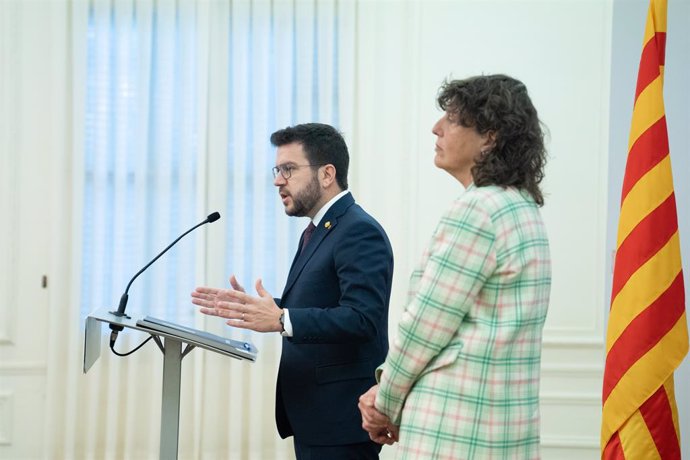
<box><xmin>437</xmin><ymin>75</ymin><xmax>547</xmax><ymax>206</ymax></box>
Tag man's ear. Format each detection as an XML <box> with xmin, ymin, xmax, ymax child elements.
<box><xmin>320</xmin><ymin>164</ymin><xmax>337</xmax><ymax>188</ymax></box>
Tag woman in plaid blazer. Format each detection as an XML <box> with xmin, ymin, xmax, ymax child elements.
<box><xmin>360</xmin><ymin>75</ymin><xmax>551</xmax><ymax>459</ymax></box>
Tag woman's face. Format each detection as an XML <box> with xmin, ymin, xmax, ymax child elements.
<box><xmin>432</xmin><ymin>111</ymin><xmax>492</xmax><ymax>186</ymax></box>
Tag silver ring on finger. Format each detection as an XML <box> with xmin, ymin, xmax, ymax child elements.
<box><xmin>242</xmin><ymin>312</ymin><xmax>245</xmax><ymax>320</ymax></box>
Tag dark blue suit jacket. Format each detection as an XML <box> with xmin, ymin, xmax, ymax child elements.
<box><xmin>275</xmin><ymin>192</ymin><xmax>394</xmax><ymax>446</ymax></box>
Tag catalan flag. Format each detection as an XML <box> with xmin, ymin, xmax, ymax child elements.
<box><xmin>601</xmin><ymin>0</ymin><xmax>689</xmax><ymax>458</ymax></box>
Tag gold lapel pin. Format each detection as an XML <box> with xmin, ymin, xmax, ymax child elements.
<box><xmin>324</xmin><ymin>221</ymin><xmax>332</xmax><ymax>229</ymax></box>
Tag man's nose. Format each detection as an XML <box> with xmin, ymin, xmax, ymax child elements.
<box><xmin>274</xmin><ymin>174</ymin><xmax>287</xmax><ymax>186</ymax></box>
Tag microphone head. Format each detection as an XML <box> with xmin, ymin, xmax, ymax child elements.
<box><xmin>207</xmin><ymin>212</ymin><xmax>221</xmax><ymax>223</ymax></box>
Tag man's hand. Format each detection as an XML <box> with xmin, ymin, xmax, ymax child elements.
<box><xmin>191</xmin><ymin>276</ymin><xmax>282</xmax><ymax>333</ymax></box>
<box><xmin>358</xmin><ymin>385</ymin><xmax>399</xmax><ymax>445</ymax></box>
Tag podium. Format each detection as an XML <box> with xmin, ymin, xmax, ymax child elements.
<box><xmin>83</xmin><ymin>307</ymin><xmax>258</xmax><ymax>460</ymax></box>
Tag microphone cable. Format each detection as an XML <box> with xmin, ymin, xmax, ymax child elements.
<box><xmin>109</xmin><ymin>331</ymin><xmax>154</xmax><ymax>357</ymax></box>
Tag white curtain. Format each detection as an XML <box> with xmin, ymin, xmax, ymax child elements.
<box><xmin>45</xmin><ymin>1</ymin><xmax>355</xmax><ymax>458</ymax></box>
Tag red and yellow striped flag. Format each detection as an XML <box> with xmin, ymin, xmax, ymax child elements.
<box><xmin>601</xmin><ymin>0</ymin><xmax>688</xmax><ymax>458</ymax></box>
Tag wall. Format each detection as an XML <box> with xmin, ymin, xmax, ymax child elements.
<box><xmin>0</xmin><ymin>2</ymin><xmax>68</xmax><ymax>458</ymax></box>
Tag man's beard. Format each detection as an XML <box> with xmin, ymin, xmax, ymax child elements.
<box><xmin>284</xmin><ymin>174</ymin><xmax>321</xmax><ymax>217</ymax></box>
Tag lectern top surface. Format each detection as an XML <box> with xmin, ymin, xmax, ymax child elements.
<box><xmin>137</xmin><ymin>316</ymin><xmax>258</xmax><ymax>361</ymax></box>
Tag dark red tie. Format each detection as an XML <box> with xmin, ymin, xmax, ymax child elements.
<box><xmin>300</xmin><ymin>222</ymin><xmax>316</xmax><ymax>254</ymax></box>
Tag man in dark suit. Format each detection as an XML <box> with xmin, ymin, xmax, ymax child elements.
<box><xmin>192</xmin><ymin>123</ymin><xmax>394</xmax><ymax>459</ymax></box>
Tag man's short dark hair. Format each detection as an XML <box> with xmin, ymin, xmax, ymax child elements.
<box><xmin>270</xmin><ymin>123</ymin><xmax>349</xmax><ymax>190</ymax></box>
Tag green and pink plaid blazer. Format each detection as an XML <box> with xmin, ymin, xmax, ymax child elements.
<box><xmin>376</xmin><ymin>184</ymin><xmax>551</xmax><ymax>459</ymax></box>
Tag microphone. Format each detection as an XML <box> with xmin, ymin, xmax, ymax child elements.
<box><xmin>109</xmin><ymin>211</ymin><xmax>221</xmax><ymax>335</ymax></box>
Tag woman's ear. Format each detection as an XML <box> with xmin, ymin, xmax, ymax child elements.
<box><xmin>482</xmin><ymin>131</ymin><xmax>497</xmax><ymax>152</ymax></box>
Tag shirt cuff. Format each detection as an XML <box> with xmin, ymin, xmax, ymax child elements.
<box><xmin>281</xmin><ymin>308</ymin><xmax>293</xmax><ymax>337</ymax></box>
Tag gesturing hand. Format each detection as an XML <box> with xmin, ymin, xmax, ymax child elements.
<box><xmin>191</xmin><ymin>276</ymin><xmax>282</xmax><ymax>333</ymax></box>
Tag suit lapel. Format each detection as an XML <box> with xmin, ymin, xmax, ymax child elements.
<box><xmin>282</xmin><ymin>193</ymin><xmax>355</xmax><ymax>298</ymax></box>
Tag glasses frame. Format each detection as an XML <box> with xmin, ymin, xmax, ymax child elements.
<box><xmin>271</xmin><ymin>163</ymin><xmax>328</xmax><ymax>180</ymax></box>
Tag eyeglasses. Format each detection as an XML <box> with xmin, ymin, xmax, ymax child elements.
<box><xmin>271</xmin><ymin>163</ymin><xmax>327</xmax><ymax>180</ymax></box>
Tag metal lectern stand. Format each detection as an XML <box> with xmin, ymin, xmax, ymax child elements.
<box><xmin>83</xmin><ymin>307</ymin><xmax>257</xmax><ymax>460</ymax></box>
